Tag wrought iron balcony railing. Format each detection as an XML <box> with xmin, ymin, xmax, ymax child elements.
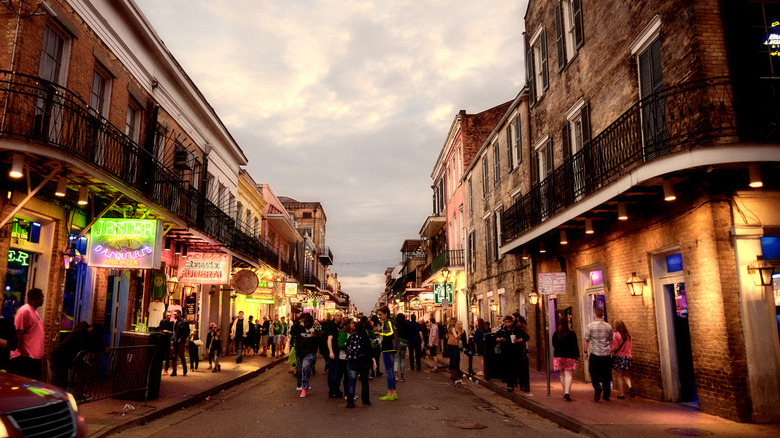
<box><xmin>430</xmin><ymin>249</ymin><xmax>464</xmax><ymax>274</ymax></box>
<box><xmin>502</xmin><ymin>77</ymin><xmax>748</xmax><ymax>244</ymax></box>
<box><xmin>0</xmin><ymin>71</ymin><xmax>260</xmax><ymax>260</ymax></box>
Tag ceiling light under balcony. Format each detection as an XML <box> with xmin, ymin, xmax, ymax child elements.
<box><xmin>539</xmin><ymin>242</ymin><xmax>546</xmax><ymax>253</ymax></box>
<box><xmin>560</xmin><ymin>230</ymin><xmax>568</xmax><ymax>245</ymax></box>
<box><xmin>618</xmin><ymin>202</ymin><xmax>628</xmax><ymax>221</ymax></box>
<box><xmin>55</xmin><ymin>176</ymin><xmax>68</xmax><ymax>197</ymax></box>
<box><xmin>78</xmin><ymin>186</ymin><xmax>89</xmax><ymax>205</ymax></box>
<box><xmin>9</xmin><ymin>154</ymin><xmax>24</xmax><ymax>179</ymax></box>
<box><xmin>585</xmin><ymin>218</ymin><xmax>594</xmax><ymax>234</ymax></box>
<box><xmin>663</xmin><ymin>180</ymin><xmax>676</xmax><ymax>201</ymax></box>
<box><xmin>749</xmin><ymin>164</ymin><xmax>763</xmax><ymax>188</ymax></box>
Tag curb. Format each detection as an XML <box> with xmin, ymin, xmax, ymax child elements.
<box><xmin>91</xmin><ymin>357</ymin><xmax>287</xmax><ymax>438</ymax></box>
<box><xmin>428</xmin><ymin>356</ymin><xmax>606</xmax><ymax>438</ymax></box>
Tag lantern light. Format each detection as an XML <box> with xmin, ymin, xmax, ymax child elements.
<box><xmin>747</xmin><ymin>255</ymin><xmax>775</xmax><ymax>286</ymax></box>
<box><xmin>626</xmin><ymin>272</ymin><xmax>646</xmax><ymax>296</ymax></box>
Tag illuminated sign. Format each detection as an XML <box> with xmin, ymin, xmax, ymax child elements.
<box><xmin>285</xmin><ymin>283</ymin><xmax>298</xmax><ymax>296</ymax></box>
<box><xmin>258</xmin><ymin>281</ymin><xmax>275</xmax><ymax>289</ymax></box>
<box><xmin>87</xmin><ymin>219</ymin><xmax>162</xmax><ymax>269</ymax></box>
<box><xmin>246</xmin><ymin>298</ymin><xmax>275</xmax><ymax>304</ymax></box>
<box><xmin>8</xmin><ymin>249</ymin><xmax>30</xmax><ymax>266</ymax></box>
<box><xmin>178</xmin><ymin>252</ymin><xmax>231</xmax><ymax>284</ymax></box>
<box><xmin>765</xmin><ymin>20</ymin><xmax>780</xmax><ymax>57</ymax></box>
<box><xmin>538</xmin><ymin>272</ymin><xmax>567</xmax><ymax>295</ymax></box>
<box><xmin>433</xmin><ymin>283</ymin><xmax>453</xmax><ymax>304</ymax></box>
<box><xmin>410</xmin><ymin>297</ymin><xmax>422</xmax><ymax>310</ymax></box>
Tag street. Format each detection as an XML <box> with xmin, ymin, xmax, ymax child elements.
<box><xmin>113</xmin><ymin>361</ymin><xmax>579</xmax><ymax>438</ymax></box>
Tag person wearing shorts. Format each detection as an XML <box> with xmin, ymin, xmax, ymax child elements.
<box><xmin>273</xmin><ymin>314</ymin><xmax>284</xmax><ymax>357</ymax></box>
<box><xmin>427</xmin><ymin>318</ymin><xmax>439</xmax><ymax>371</ymax></box>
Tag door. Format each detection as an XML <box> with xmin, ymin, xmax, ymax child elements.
<box><xmin>578</xmin><ymin>267</ymin><xmax>605</xmax><ymax>382</ymax></box>
<box><xmin>667</xmin><ymin>282</ymin><xmax>696</xmax><ymax>403</ymax></box>
<box><xmin>104</xmin><ymin>276</ymin><xmax>120</xmax><ymax>347</ymax></box>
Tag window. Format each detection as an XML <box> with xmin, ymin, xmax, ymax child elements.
<box><xmin>563</xmin><ymin>100</ymin><xmax>591</xmax><ymax>199</ymax></box>
<box><xmin>556</xmin><ymin>0</ymin><xmax>584</xmax><ymax>71</ymax></box>
<box><xmin>482</xmin><ymin>155</ymin><xmax>490</xmax><ymax>198</ymax></box>
<box><xmin>485</xmin><ymin>216</ymin><xmax>493</xmax><ymax>265</ymax></box>
<box><xmin>638</xmin><ymin>37</ymin><xmax>667</xmax><ymax>160</ymax></box>
<box><xmin>506</xmin><ymin>114</ymin><xmax>523</xmax><ymax>171</ymax></box>
<box><xmin>468</xmin><ymin>230</ymin><xmax>476</xmax><ymax>273</ymax></box>
<box><xmin>531</xmin><ymin>137</ymin><xmax>553</xmax><ymax>219</ymax></box>
<box><xmin>236</xmin><ymin>202</ymin><xmax>244</xmax><ymax>224</ymax></box>
<box><xmin>125</xmin><ymin>100</ymin><xmax>141</xmax><ymax>144</ymax></box>
<box><xmin>457</xmin><ymin>144</ymin><xmax>462</xmax><ymax>181</ymax></box>
<box><xmin>527</xmin><ymin>27</ymin><xmax>549</xmax><ymax>105</ymax></box>
<box><xmin>254</xmin><ymin>217</ymin><xmax>260</xmax><ymax>237</ymax></box>
<box><xmin>39</xmin><ymin>24</ymin><xmax>67</xmax><ymax>83</ymax></box>
<box><xmin>458</xmin><ymin>205</ymin><xmax>465</xmax><ymax>251</ymax></box>
<box><xmin>302</xmin><ymin>227</ymin><xmax>314</xmax><ymax>239</ymax></box>
<box><xmin>153</xmin><ymin>124</ymin><xmax>167</xmax><ymax>162</ymax></box>
<box><xmin>468</xmin><ymin>178</ymin><xmax>473</xmax><ymax>216</ymax></box>
<box><xmin>493</xmin><ymin>142</ymin><xmax>501</xmax><ymax>186</ymax></box>
<box><xmin>493</xmin><ymin>207</ymin><xmax>502</xmax><ymax>259</ymax></box>
<box><xmin>90</xmin><ymin>64</ymin><xmax>112</xmax><ymax>117</ymax></box>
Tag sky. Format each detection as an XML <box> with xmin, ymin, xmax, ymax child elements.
<box><xmin>135</xmin><ymin>0</ymin><xmax>527</xmax><ymax>313</ymax></box>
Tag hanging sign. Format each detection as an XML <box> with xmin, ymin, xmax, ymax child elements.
<box><xmin>232</xmin><ymin>269</ymin><xmax>259</xmax><ymax>295</ymax></box>
<box><xmin>178</xmin><ymin>252</ymin><xmax>231</xmax><ymax>284</ymax></box>
<box><xmin>433</xmin><ymin>283</ymin><xmax>453</xmax><ymax>304</ymax></box>
<box><xmin>258</xmin><ymin>281</ymin><xmax>275</xmax><ymax>289</ymax></box>
<box><xmin>285</xmin><ymin>282</ymin><xmax>298</xmax><ymax>296</ymax></box>
<box><xmin>765</xmin><ymin>20</ymin><xmax>780</xmax><ymax>56</ymax></box>
<box><xmin>538</xmin><ymin>272</ymin><xmax>567</xmax><ymax>295</ymax></box>
<box><xmin>87</xmin><ymin>219</ymin><xmax>162</xmax><ymax>269</ymax></box>
<box><xmin>409</xmin><ymin>297</ymin><xmax>423</xmax><ymax>310</ymax></box>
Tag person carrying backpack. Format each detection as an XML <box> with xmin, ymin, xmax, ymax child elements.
<box><xmin>344</xmin><ymin>318</ymin><xmax>376</xmax><ymax>408</ymax></box>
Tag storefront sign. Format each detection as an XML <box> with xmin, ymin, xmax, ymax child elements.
<box><xmin>419</xmin><ymin>292</ymin><xmax>435</xmax><ymax>304</ymax></box>
<box><xmin>765</xmin><ymin>20</ymin><xmax>780</xmax><ymax>56</ymax></box>
<box><xmin>285</xmin><ymin>282</ymin><xmax>298</xmax><ymax>296</ymax></box>
<box><xmin>185</xmin><ymin>293</ymin><xmax>197</xmax><ymax>322</ymax></box>
<box><xmin>538</xmin><ymin>272</ymin><xmax>567</xmax><ymax>295</ymax></box>
<box><xmin>258</xmin><ymin>281</ymin><xmax>274</xmax><ymax>289</ymax></box>
<box><xmin>246</xmin><ymin>297</ymin><xmax>275</xmax><ymax>304</ymax></box>
<box><xmin>7</xmin><ymin>249</ymin><xmax>30</xmax><ymax>266</ymax></box>
<box><xmin>178</xmin><ymin>252</ymin><xmax>231</xmax><ymax>284</ymax></box>
<box><xmin>433</xmin><ymin>283</ymin><xmax>453</xmax><ymax>305</ymax></box>
<box><xmin>232</xmin><ymin>269</ymin><xmax>259</xmax><ymax>295</ymax></box>
<box><xmin>87</xmin><ymin>219</ymin><xmax>162</xmax><ymax>269</ymax></box>
<box><xmin>409</xmin><ymin>297</ymin><xmax>422</xmax><ymax>310</ymax></box>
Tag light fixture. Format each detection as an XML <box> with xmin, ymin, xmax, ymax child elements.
<box><xmin>489</xmin><ymin>300</ymin><xmax>498</xmax><ymax>313</ymax></box>
<box><xmin>748</xmin><ymin>164</ymin><xmax>763</xmax><ymax>188</ymax></box>
<box><xmin>78</xmin><ymin>186</ymin><xmax>89</xmax><ymax>205</ymax></box>
<box><xmin>560</xmin><ymin>230</ymin><xmax>568</xmax><ymax>245</ymax></box>
<box><xmin>183</xmin><ymin>285</ymin><xmax>194</xmax><ymax>295</ymax></box>
<box><xmin>618</xmin><ymin>202</ymin><xmax>628</xmax><ymax>221</ymax></box>
<box><xmin>55</xmin><ymin>176</ymin><xmax>67</xmax><ymax>197</ymax></box>
<box><xmin>626</xmin><ymin>272</ymin><xmax>646</xmax><ymax>296</ymax></box>
<box><xmin>539</xmin><ymin>242</ymin><xmax>546</xmax><ymax>253</ymax></box>
<box><xmin>663</xmin><ymin>180</ymin><xmax>676</xmax><ymax>201</ymax></box>
<box><xmin>585</xmin><ymin>218</ymin><xmax>594</xmax><ymax>234</ymax></box>
<box><xmin>522</xmin><ymin>248</ymin><xmax>529</xmax><ymax>260</ymax></box>
<box><xmin>747</xmin><ymin>255</ymin><xmax>775</xmax><ymax>286</ymax></box>
<box><xmin>9</xmin><ymin>154</ymin><xmax>24</xmax><ymax>179</ymax></box>
<box><xmin>529</xmin><ymin>290</ymin><xmax>539</xmax><ymax>305</ymax></box>
<box><xmin>167</xmin><ymin>275</ymin><xmax>179</xmax><ymax>294</ymax></box>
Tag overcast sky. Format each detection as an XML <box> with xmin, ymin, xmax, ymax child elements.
<box><xmin>135</xmin><ymin>0</ymin><xmax>527</xmax><ymax>313</ymax></box>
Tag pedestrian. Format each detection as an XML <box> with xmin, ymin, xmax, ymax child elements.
<box><xmin>273</xmin><ymin>314</ymin><xmax>283</xmax><ymax>357</ymax></box>
<box><xmin>514</xmin><ymin>314</ymin><xmax>531</xmax><ymax>392</ymax></box>
<box><xmin>188</xmin><ymin>328</ymin><xmax>201</xmax><ymax>372</ymax></box>
<box><xmin>295</xmin><ymin>313</ymin><xmax>321</xmax><ymax>398</ymax></box>
<box><xmin>262</xmin><ymin>315</ymin><xmax>272</xmax><ymax>357</ymax></box>
<box><xmin>246</xmin><ymin>315</ymin><xmax>257</xmax><ymax>356</ymax></box>
<box><xmin>377</xmin><ymin>305</ymin><xmax>399</xmax><ymax>401</ymax></box>
<box><xmin>49</xmin><ymin>321</ymin><xmax>107</xmax><ymax>388</ymax></box>
<box><xmin>496</xmin><ymin>315</ymin><xmax>530</xmax><ymax>392</ymax></box>
<box><xmin>207</xmin><ymin>327</ymin><xmax>222</xmax><ymax>372</ymax></box>
<box><xmin>428</xmin><ymin>317</ymin><xmax>440</xmax><ymax>372</ymax></box>
<box><xmin>206</xmin><ymin>322</ymin><xmax>218</xmax><ymax>370</ymax></box>
<box><xmin>231</xmin><ymin>311</ymin><xmax>249</xmax><ymax>363</ymax></box>
<box><xmin>473</xmin><ymin>318</ymin><xmax>487</xmax><ymax>375</ymax></box>
<box><xmin>280</xmin><ymin>315</ymin><xmax>289</xmax><ymax>356</ymax></box>
<box><xmin>370</xmin><ymin>315</ymin><xmax>382</xmax><ymax>378</ymax></box>
<box><xmin>160</xmin><ymin>311</ymin><xmax>173</xmax><ymax>375</ymax></box>
<box><xmin>583</xmin><ymin>307</ymin><xmax>613</xmax><ymax>401</ymax></box>
<box><xmin>406</xmin><ymin>314</ymin><xmax>424</xmax><ymax>371</ymax></box>
<box><xmin>611</xmin><ymin>319</ymin><xmax>635</xmax><ymax>399</ymax></box>
<box><xmin>8</xmin><ymin>288</ymin><xmax>44</xmax><ymax>380</ymax></box>
<box><xmin>170</xmin><ymin>310</ymin><xmax>189</xmax><ymax>376</ymax></box>
<box><xmin>326</xmin><ymin>311</ymin><xmax>345</xmax><ymax>398</ymax></box>
<box><xmin>552</xmin><ymin>316</ymin><xmax>580</xmax><ymax>401</ymax></box>
<box><xmin>446</xmin><ymin>318</ymin><xmax>463</xmax><ymax>386</ymax></box>
<box><xmin>394</xmin><ymin>313</ymin><xmax>408</xmax><ymax>382</ymax></box>
<box><xmin>0</xmin><ymin>311</ymin><xmax>17</xmax><ymax>372</ymax></box>
<box><xmin>344</xmin><ymin>319</ymin><xmax>376</xmax><ymax>408</ymax></box>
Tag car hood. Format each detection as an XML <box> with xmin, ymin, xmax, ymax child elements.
<box><xmin>0</xmin><ymin>372</ymin><xmax>70</xmax><ymax>412</ymax></box>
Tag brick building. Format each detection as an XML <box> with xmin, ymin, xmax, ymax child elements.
<box><xmin>496</xmin><ymin>0</ymin><xmax>780</xmax><ymax>422</ymax></box>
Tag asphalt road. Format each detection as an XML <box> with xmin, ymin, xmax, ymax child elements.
<box><xmin>113</xmin><ymin>360</ymin><xmax>579</xmax><ymax>438</ymax></box>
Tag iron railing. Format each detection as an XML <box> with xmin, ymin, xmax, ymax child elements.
<box><xmin>0</xmin><ymin>71</ymin><xmax>264</xmax><ymax>261</ymax></box>
<box><xmin>502</xmin><ymin>77</ymin><xmax>745</xmax><ymax>244</ymax></box>
<box><xmin>430</xmin><ymin>249</ymin><xmax>465</xmax><ymax>273</ymax></box>
<box><xmin>68</xmin><ymin>345</ymin><xmax>157</xmax><ymax>403</ymax></box>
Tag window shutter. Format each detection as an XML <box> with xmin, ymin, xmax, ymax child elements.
<box><xmin>506</xmin><ymin>124</ymin><xmax>514</xmax><ymax>171</ymax></box>
<box><xmin>494</xmin><ymin>143</ymin><xmax>501</xmax><ymax>186</ymax></box>
<box><xmin>485</xmin><ymin>217</ymin><xmax>492</xmax><ymax>265</ymax></box>
<box><xmin>531</xmin><ymin>151</ymin><xmax>539</xmax><ymax>184</ymax></box>
<box><xmin>561</xmin><ymin>122</ymin><xmax>571</xmax><ymax>161</ymax></box>
<box><xmin>482</xmin><ymin>158</ymin><xmax>490</xmax><ymax>197</ymax></box>
<box><xmin>580</xmin><ymin>102</ymin><xmax>591</xmax><ymax>147</ymax></box>
<box><xmin>541</xmin><ymin>29</ymin><xmax>549</xmax><ymax>91</ymax></box>
<box><xmin>527</xmin><ymin>46</ymin><xmax>536</xmax><ymax>105</ymax></box>
<box><xmin>555</xmin><ymin>2</ymin><xmax>566</xmax><ymax>72</ymax></box>
<box><xmin>573</xmin><ymin>0</ymin><xmax>584</xmax><ymax>49</ymax></box>
<box><xmin>493</xmin><ymin>210</ymin><xmax>500</xmax><ymax>260</ymax></box>
<box><xmin>545</xmin><ymin>139</ymin><xmax>554</xmax><ymax>176</ymax></box>
<box><xmin>515</xmin><ymin>114</ymin><xmax>523</xmax><ymax>164</ymax></box>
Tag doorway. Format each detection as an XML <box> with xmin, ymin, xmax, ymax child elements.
<box><xmin>578</xmin><ymin>265</ymin><xmax>605</xmax><ymax>382</ymax></box>
<box><xmin>666</xmin><ymin>282</ymin><xmax>696</xmax><ymax>403</ymax></box>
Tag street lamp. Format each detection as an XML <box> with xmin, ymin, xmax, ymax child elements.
<box><xmin>167</xmin><ymin>275</ymin><xmax>179</xmax><ymax>294</ymax></box>
<box><xmin>489</xmin><ymin>299</ymin><xmax>498</xmax><ymax>313</ymax></box>
<box><xmin>626</xmin><ymin>272</ymin><xmax>646</xmax><ymax>296</ymax></box>
<box><xmin>529</xmin><ymin>290</ymin><xmax>540</xmax><ymax>305</ymax></box>
<box><xmin>747</xmin><ymin>256</ymin><xmax>775</xmax><ymax>286</ymax></box>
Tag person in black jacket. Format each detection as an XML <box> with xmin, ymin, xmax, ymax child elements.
<box><xmin>495</xmin><ymin>315</ymin><xmax>530</xmax><ymax>393</ymax></box>
<box><xmin>170</xmin><ymin>310</ymin><xmax>190</xmax><ymax>376</ymax></box>
<box><xmin>552</xmin><ymin>316</ymin><xmax>580</xmax><ymax>401</ymax></box>
<box><xmin>295</xmin><ymin>313</ymin><xmax>320</xmax><ymax>397</ymax></box>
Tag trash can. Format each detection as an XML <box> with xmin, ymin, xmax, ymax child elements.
<box><xmin>483</xmin><ymin>333</ymin><xmax>500</xmax><ymax>380</ymax></box>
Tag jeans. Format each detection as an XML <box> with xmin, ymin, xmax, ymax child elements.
<box><xmin>589</xmin><ymin>353</ymin><xmax>612</xmax><ymax>399</ymax></box>
<box><xmin>382</xmin><ymin>352</ymin><xmax>396</xmax><ymax>390</ymax></box>
<box><xmin>300</xmin><ymin>352</ymin><xmax>317</xmax><ymax>390</ymax></box>
<box><xmin>327</xmin><ymin>357</ymin><xmax>344</xmax><ymax>396</ymax></box>
<box><xmin>447</xmin><ymin>345</ymin><xmax>461</xmax><ymax>380</ymax></box>
<box><xmin>346</xmin><ymin>361</ymin><xmax>371</xmax><ymax>405</ymax></box>
<box><xmin>408</xmin><ymin>344</ymin><xmax>422</xmax><ymax>370</ymax></box>
<box><xmin>171</xmin><ymin>342</ymin><xmax>187</xmax><ymax>375</ymax></box>
<box><xmin>235</xmin><ymin>337</ymin><xmax>245</xmax><ymax>363</ymax></box>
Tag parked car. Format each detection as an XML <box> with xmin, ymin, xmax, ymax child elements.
<box><xmin>0</xmin><ymin>371</ymin><xmax>87</xmax><ymax>438</ymax></box>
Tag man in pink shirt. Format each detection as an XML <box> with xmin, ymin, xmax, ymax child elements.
<box><xmin>9</xmin><ymin>288</ymin><xmax>44</xmax><ymax>380</ymax></box>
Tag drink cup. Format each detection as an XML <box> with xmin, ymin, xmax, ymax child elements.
<box><xmin>510</xmin><ymin>334</ymin><xmax>516</xmax><ymax>343</ymax></box>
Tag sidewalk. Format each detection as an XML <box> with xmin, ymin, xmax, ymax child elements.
<box><xmin>439</xmin><ymin>351</ymin><xmax>780</xmax><ymax>437</ymax></box>
<box><xmin>80</xmin><ymin>353</ymin><xmax>287</xmax><ymax>438</ymax></box>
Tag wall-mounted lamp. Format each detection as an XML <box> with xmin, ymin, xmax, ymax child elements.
<box><xmin>489</xmin><ymin>299</ymin><xmax>498</xmax><ymax>313</ymax></box>
<box><xmin>55</xmin><ymin>176</ymin><xmax>67</xmax><ymax>197</ymax></box>
<box><xmin>470</xmin><ymin>296</ymin><xmax>478</xmax><ymax>314</ymax></box>
<box><xmin>663</xmin><ymin>180</ymin><xmax>676</xmax><ymax>201</ymax></box>
<box><xmin>748</xmin><ymin>164</ymin><xmax>763</xmax><ymax>189</ymax></box>
<box><xmin>183</xmin><ymin>285</ymin><xmax>194</xmax><ymax>295</ymax></box>
<box><xmin>626</xmin><ymin>272</ymin><xmax>646</xmax><ymax>296</ymax></box>
<box><xmin>747</xmin><ymin>255</ymin><xmax>775</xmax><ymax>286</ymax></box>
<box><xmin>78</xmin><ymin>186</ymin><xmax>89</xmax><ymax>205</ymax></box>
<box><xmin>529</xmin><ymin>290</ymin><xmax>540</xmax><ymax>305</ymax></box>
<box><xmin>9</xmin><ymin>154</ymin><xmax>24</xmax><ymax>179</ymax></box>
<box><xmin>167</xmin><ymin>275</ymin><xmax>179</xmax><ymax>294</ymax></box>
<box><xmin>560</xmin><ymin>230</ymin><xmax>568</xmax><ymax>245</ymax></box>
<box><xmin>585</xmin><ymin>218</ymin><xmax>594</xmax><ymax>234</ymax></box>
<box><xmin>618</xmin><ymin>202</ymin><xmax>628</xmax><ymax>221</ymax></box>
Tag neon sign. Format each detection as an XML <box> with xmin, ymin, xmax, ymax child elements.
<box><xmin>433</xmin><ymin>282</ymin><xmax>453</xmax><ymax>304</ymax></box>
<box><xmin>764</xmin><ymin>20</ymin><xmax>780</xmax><ymax>57</ymax></box>
<box><xmin>87</xmin><ymin>219</ymin><xmax>162</xmax><ymax>269</ymax></box>
<box><xmin>7</xmin><ymin>249</ymin><xmax>30</xmax><ymax>266</ymax></box>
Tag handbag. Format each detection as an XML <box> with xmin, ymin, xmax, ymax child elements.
<box><xmin>193</xmin><ymin>339</ymin><xmax>204</xmax><ymax>346</ymax></box>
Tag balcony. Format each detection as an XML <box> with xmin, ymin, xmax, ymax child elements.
<box><xmin>318</xmin><ymin>246</ymin><xmax>333</xmax><ymax>265</ymax></box>
<box><xmin>0</xmin><ymin>71</ymin><xmax>261</xmax><ymax>261</ymax></box>
<box><xmin>502</xmin><ymin>77</ymin><xmax>776</xmax><ymax>249</ymax></box>
<box><xmin>303</xmin><ymin>273</ymin><xmax>321</xmax><ymax>289</ymax></box>
<box><xmin>430</xmin><ymin>249</ymin><xmax>464</xmax><ymax>274</ymax></box>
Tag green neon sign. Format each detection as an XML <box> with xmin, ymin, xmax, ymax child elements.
<box><xmin>8</xmin><ymin>249</ymin><xmax>30</xmax><ymax>266</ymax></box>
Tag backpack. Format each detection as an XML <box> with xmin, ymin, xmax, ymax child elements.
<box><xmin>346</xmin><ymin>333</ymin><xmax>365</xmax><ymax>360</ymax></box>
<box><xmin>337</xmin><ymin>331</ymin><xmax>349</xmax><ymax>349</ymax></box>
